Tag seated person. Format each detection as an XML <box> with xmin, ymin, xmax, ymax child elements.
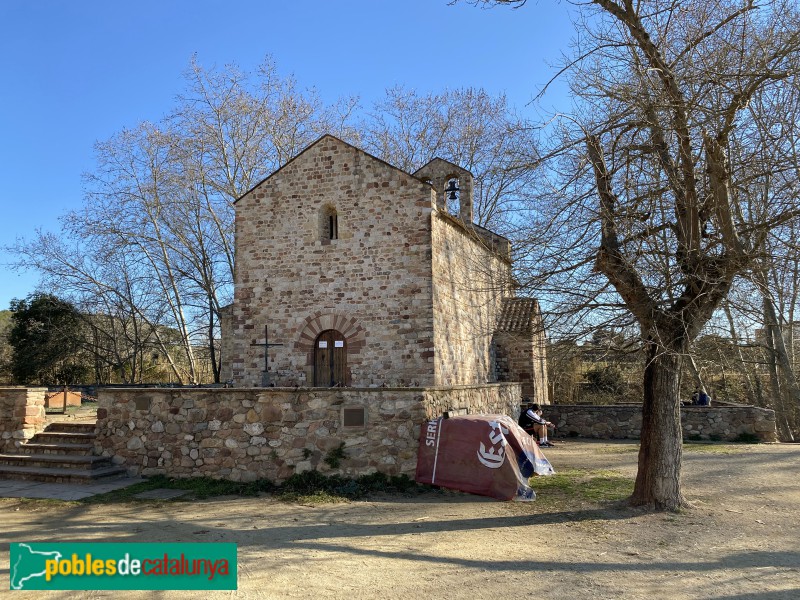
<box><xmin>518</xmin><ymin>402</ymin><xmax>556</xmax><ymax>447</ymax></box>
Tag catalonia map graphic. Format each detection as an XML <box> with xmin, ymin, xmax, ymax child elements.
<box><xmin>10</xmin><ymin>543</ymin><xmax>62</xmax><ymax>590</ymax></box>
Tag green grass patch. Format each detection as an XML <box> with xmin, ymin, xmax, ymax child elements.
<box><xmin>531</xmin><ymin>468</ymin><xmax>634</xmax><ymax>505</ymax></box>
<box><xmin>83</xmin><ymin>471</ymin><xmax>422</xmax><ymax>505</ymax></box>
<box><xmin>277</xmin><ymin>470</ymin><xmax>420</xmax><ymax>504</ymax></box>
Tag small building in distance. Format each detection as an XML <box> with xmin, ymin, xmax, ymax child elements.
<box><xmin>220</xmin><ymin>135</ymin><xmax>548</xmax><ymax>403</ymax></box>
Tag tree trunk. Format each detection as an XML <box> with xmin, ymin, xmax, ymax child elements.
<box><xmin>208</xmin><ymin>305</ymin><xmax>220</xmax><ymax>384</ymax></box>
<box><xmin>631</xmin><ymin>339</ymin><xmax>687</xmax><ymax>510</ymax></box>
<box><xmin>763</xmin><ymin>296</ymin><xmax>797</xmax><ymax>441</ymax></box>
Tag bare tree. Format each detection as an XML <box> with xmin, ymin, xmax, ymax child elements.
<box><xmin>360</xmin><ymin>86</ymin><xmax>539</xmax><ymax>230</ymax></box>
<box><xmin>10</xmin><ymin>56</ymin><xmax>358</xmax><ymax>383</ymax></box>
<box><xmin>470</xmin><ymin>0</ymin><xmax>800</xmax><ymax>509</ymax></box>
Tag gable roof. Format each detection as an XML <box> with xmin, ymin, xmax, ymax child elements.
<box><xmin>495</xmin><ymin>298</ymin><xmax>541</xmax><ymax>333</ymax></box>
<box><xmin>234</xmin><ymin>134</ymin><xmax>433</xmax><ymax>204</ymax></box>
<box><xmin>413</xmin><ymin>157</ymin><xmax>474</xmax><ymax>180</ymax></box>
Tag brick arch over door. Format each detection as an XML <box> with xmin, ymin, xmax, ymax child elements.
<box><xmin>296</xmin><ymin>312</ymin><xmax>367</xmax><ymax>366</ymax></box>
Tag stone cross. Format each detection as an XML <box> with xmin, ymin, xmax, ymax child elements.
<box><xmin>250</xmin><ymin>325</ymin><xmax>283</xmax><ymax>387</ymax></box>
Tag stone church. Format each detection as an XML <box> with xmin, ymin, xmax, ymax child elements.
<box><xmin>220</xmin><ymin>135</ymin><xmax>548</xmax><ymax>403</ymax></box>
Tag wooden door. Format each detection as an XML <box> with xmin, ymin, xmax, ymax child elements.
<box><xmin>314</xmin><ymin>330</ymin><xmax>347</xmax><ymax>387</ymax></box>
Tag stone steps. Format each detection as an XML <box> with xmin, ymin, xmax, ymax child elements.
<box><xmin>45</xmin><ymin>422</ymin><xmax>96</xmax><ymax>434</ymax></box>
<box><xmin>27</xmin><ymin>431</ymin><xmax>97</xmax><ymax>445</ymax></box>
<box><xmin>0</xmin><ymin>453</ymin><xmax>112</xmax><ymax>470</ymax></box>
<box><xmin>19</xmin><ymin>442</ymin><xmax>96</xmax><ymax>456</ymax></box>
<box><xmin>0</xmin><ymin>420</ymin><xmax>128</xmax><ymax>484</ymax></box>
<box><xmin>0</xmin><ymin>464</ymin><xmax>128</xmax><ymax>484</ymax></box>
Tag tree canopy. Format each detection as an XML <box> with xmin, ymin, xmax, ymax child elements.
<box><xmin>8</xmin><ymin>294</ymin><xmax>90</xmax><ymax>385</ymax></box>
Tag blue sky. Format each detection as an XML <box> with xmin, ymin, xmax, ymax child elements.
<box><xmin>0</xmin><ymin>0</ymin><xmax>575</xmax><ymax>310</ymax></box>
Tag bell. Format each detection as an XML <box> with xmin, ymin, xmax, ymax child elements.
<box><xmin>445</xmin><ymin>180</ymin><xmax>459</xmax><ymax>201</ymax></box>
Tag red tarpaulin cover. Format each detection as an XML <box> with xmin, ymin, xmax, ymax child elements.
<box><xmin>415</xmin><ymin>414</ymin><xmax>555</xmax><ymax>501</ymax></box>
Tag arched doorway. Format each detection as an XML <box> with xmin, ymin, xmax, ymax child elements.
<box><xmin>314</xmin><ymin>329</ymin><xmax>347</xmax><ymax>387</ymax></box>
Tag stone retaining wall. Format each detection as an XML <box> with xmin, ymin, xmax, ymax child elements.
<box><xmin>95</xmin><ymin>383</ymin><xmax>520</xmax><ymax>482</ymax></box>
<box><xmin>0</xmin><ymin>387</ymin><xmax>47</xmax><ymax>452</ymax></box>
<box><xmin>545</xmin><ymin>404</ymin><xmax>778</xmax><ymax>442</ymax></box>
<box><xmin>423</xmin><ymin>383</ymin><xmax>520</xmax><ymax>419</ymax></box>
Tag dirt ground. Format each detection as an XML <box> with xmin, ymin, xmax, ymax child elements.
<box><xmin>1</xmin><ymin>440</ymin><xmax>798</xmax><ymax>599</ymax></box>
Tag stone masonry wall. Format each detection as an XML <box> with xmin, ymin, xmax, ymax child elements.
<box><xmin>95</xmin><ymin>384</ymin><xmax>521</xmax><ymax>482</ymax></box>
<box><xmin>493</xmin><ymin>332</ymin><xmax>549</xmax><ymax>405</ymax></box>
<box><xmin>431</xmin><ymin>212</ymin><xmax>513</xmax><ymax>386</ymax></box>
<box><xmin>0</xmin><ymin>387</ymin><xmax>47</xmax><ymax>452</ymax></box>
<box><xmin>422</xmin><ymin>383</ymin><xmax>521</xmax><ymax>420</ymax></box>
<box><xmin>231</xmin><ymin>136</ymin><xmax>437</xmax><ymax>388</ymax></box>
<box><xmin>531</xmin><ymin>320</ymin><xmax>549</xmax><ymax>404</ymax></box>
<box><xmin>545</xmin><ymin>404</ymin><xmax>778</xmax><ymax>442</ymax></box>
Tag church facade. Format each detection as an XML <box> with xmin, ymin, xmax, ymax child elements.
<box><xmin>221</xmin><ymin>135</ymin><xmax>548</xmax><ymax>403</ymax></box>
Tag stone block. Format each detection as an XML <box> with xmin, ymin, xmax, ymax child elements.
<box><xmin>244</xmin><ymin>422</ymin><xmax>264</xmax><ymax>436</ymax></box>
<box><xmin>187</xmin><ymin>408</ymin><xmax>207</xmax><ymax>423</ymax></box>
<box><xmin>295</xmin><ymin>461</ymin><xmax>313</xmax><ymax>474</ymax></box>
<box><xmin>127</xmin><ymin>437</ymin><xmax>144</xmax><ymax>451</ymax></box>
<box><xmin>262</xmin><ymin>405</ymin><xmax>282</xmax><ymax>421</ymax></box>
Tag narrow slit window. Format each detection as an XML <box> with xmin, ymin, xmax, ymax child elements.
<box><xmin>329</xmin><ymin>213</ymin><xmax>338</xmax><ymax>240</ymax></box>
<box><xmin>320</xmin><ymin>204</ymin><xmax>339</xmax><ymax>242</ymax></box>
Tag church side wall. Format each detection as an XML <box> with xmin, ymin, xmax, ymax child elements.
<box><xmin>431</xmin><ymin>214</ymin><xmax>513</xmax><ymax>386</ymax></box>
<box><xmin>94</xmin><ymin>384</ymin><xmax>520</xmax><ymax>482</ymax></box>
<box><xmin>231</xmin><ymin>137</ymin><xmax>436</xmax><ymax>388</ymax></box>
<box><xmin>494</xmin><ymin>327</ymin><xmax>550</xmax><ymax>405</ymax></box>
<box><xmin>494</xmin><ymin>332</ymin><xmax>538</xmax><ymax>401</ymax></box>
<box><xmin>532</xmin><ymin>323</ymin><xmax>549</xmax><ymax>403</ymax></box>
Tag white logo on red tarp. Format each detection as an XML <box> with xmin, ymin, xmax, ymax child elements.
<box><xmin>477</xmin><ymin>420</ymin><xmax>509</xmax><ymax>469</ymax></box>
